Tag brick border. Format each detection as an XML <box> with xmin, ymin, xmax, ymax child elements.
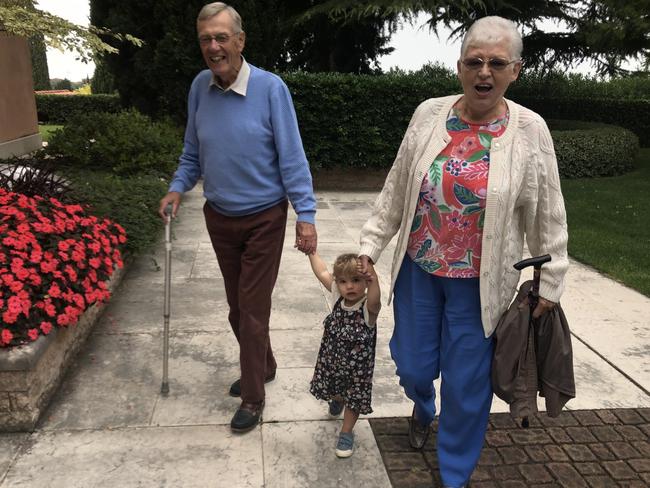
<box><xmin>370</xmin><ymin>408</ymin><xmax>650</xmax><ymax>487</ymax></box>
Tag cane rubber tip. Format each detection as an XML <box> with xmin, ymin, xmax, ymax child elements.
<box><xmin>161</xmin><ymin>383</ymin><xmax>169</xmax><ymax>396</ymax></box>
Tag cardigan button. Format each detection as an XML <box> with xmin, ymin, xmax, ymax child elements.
<box><xmin>486</xmin><ymin>235</ymin><xmax>493</xmax><ymax>240</ymax></box>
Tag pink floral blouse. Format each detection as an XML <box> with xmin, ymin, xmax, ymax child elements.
<box><xmin>407</xmin><ymin>105</ymin><xmax>509</xmax><ymax>278</ymax></box>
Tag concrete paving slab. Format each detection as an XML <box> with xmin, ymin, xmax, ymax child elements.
<box><xmin>568</xmin><ymin>339</ymin><xmax>650</xmax><ymax>409</ymax></box>
<box><xmin>270</xmin><ymin>328</ymin><xmax>321</xmax><ymax>369</ymax></box>
<box><xmin>0</xmin><ymin>434</ymin><xmax>26</xmax><ymax>480</ymax></box>
<box><xmin>38</xmin><ymin>333</ymin><xmax>160</xmax><ymax>431</ymax></box>
<box><xmin>0</xmin><ymin>426</ymin><xmax>263</xmax><ymax>488</ymax></box>
<box><xmin>263</xmin><ymin>420</ymin><xmax>392</xmax><ymax>488</ymax></box>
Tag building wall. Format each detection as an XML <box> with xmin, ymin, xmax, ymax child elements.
<box><xmin>0</xmin><ymin>31</ymin><xmax>42</xmax><ymax>158</ymax></box>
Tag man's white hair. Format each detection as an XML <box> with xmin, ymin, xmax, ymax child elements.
<box><xmin>197</xmin><ymin>2</ymin><xmax>243</xmax><ymax>33</ymax></box>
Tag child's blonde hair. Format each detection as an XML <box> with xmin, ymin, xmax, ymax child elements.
<box><xmin>332</xmin><ymin>253</ymin><xmax>359</xmax><ymax>280</ymax></box>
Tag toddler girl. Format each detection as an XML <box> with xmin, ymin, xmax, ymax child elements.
<box><xmin>308</xmin><ymin>252</ymin><xmax>381</xmax><ymax>458</ymax></box>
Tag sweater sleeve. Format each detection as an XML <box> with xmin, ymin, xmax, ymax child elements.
<box><xmin>270</xmin><ymin>81</ymin><xmax>316</xmax><ymax>224</ymax></box>
<box><xmin>523</xmin><ymin>118</ymin><xmax>569</xmax><ymax>302</ymax></box>
<box><xmin>169</xmin><ymin>76</ymin><xmax>203</xmax><ymax>194</ymax></box>
<box><xmin>359</xmin><ymin>102</ymin><xmax>427</xmax><ymax>263</ymax></box>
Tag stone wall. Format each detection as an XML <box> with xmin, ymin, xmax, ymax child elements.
<box><xmin>0</xmin><ymin>265</ymin><xmax>127</xmax><ymax>432</ymax></box>
<box><xmin>0</xmin><ymin>31</ymin><xmax>42</xmax><ymax>158</ymax></box>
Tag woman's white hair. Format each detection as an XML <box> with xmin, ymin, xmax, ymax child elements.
<box><xmin>197</xmin><ymin>2</ymin><xmax>243</xmax><ymax>33</ymax></box>
<box><xmin>460</xmin><ymin>16</ymin><xmax>523</xmax><ymax>60</ymax></box>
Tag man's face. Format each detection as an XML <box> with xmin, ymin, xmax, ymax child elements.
<box><xmin>197</xmin><ymin>11</ymin><xmax>245</xmax><ymax>88</ymax></box>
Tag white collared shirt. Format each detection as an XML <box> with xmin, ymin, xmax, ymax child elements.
<box><xmin>209</xmin><ymin>57</ymin><xmax>250</xmax><ymax>95</ymax></box>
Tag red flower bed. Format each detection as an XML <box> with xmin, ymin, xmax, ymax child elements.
<box><xmin>0</xmin><ymin>189</ymin><xmax>126</xmax><ymax>347</ymax></box>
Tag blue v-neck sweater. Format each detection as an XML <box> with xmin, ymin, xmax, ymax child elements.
<box><xmin>169</xmin><ymin>65</ymin><xmax>316</xmax><ymax>223</ymax></box>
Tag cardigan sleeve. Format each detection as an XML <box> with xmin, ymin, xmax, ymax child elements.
<box><xmin>523</xmin><ymin>118</ymin><xmax>569</xmax><ymax>303</ymax></box>
<box><xmin>359</xmin><ymin>102</ymin><xmax>427</xmax><ymax>263</ymax></box>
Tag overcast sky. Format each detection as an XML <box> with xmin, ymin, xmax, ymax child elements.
<box><xmin>38</xmin><ymin>0</ymin><xmax>613</xmax><ymax>82</ymax></box>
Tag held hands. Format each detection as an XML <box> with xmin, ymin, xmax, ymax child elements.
<box><xmin>295</xmin><ymin>222</ymin><xmax>317</xmax><ymax>255</ymax></box>
<box><xmin>356</xmin><ymin>255</ymin><xmax>375</xmax><ymax>281</ymax></box>
<box><xmin>533</xmin><ymin>297</ymin><xmax>556</xmax><ymax>318</ymax></box>
<box><xmin>158</xmin><ymin>192</ymin><xmax>182</xmax><ymax>221</ymax></box>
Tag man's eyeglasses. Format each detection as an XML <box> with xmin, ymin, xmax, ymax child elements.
<box><xmin>198</xmin><ymin>33</ymin><xmax>236</xmax><ymax>45</ymax></box>
<box><xmin>461</xmin><ymin>57</ymin><xmax>519</xmax><ymax>71</ymax></box>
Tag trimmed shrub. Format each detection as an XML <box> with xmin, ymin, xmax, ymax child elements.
<box><xmin>509</xmin><ymin>96</ymin><xmax>650</xmax><ymax>147</ymax></box>
<box><xmin>47</xmin><ymin>110</ymin><xmax>182</xmax><ymax>177</ymax></box>
<box><xmin>36</xmin><ymin>94</ymin><xmax>122</xmax><ymax>124</ymax></box>
<box><xmin>549</xmin><ymin>121</ymin><xmax>639</xmax><ymax>178</ymax></box>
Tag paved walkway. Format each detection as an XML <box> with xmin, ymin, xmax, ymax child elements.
<box><xmin>1</xmin><ymin>186</ymin><xmax>649</xmax><ymax>487</ymax></box>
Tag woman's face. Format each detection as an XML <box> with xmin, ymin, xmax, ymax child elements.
<box><xmin>456</xmin><ymin>40</ymin><xmax>521</xmax><ymax>118</ymax></box>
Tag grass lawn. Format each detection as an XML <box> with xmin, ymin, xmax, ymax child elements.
<box><xmin>562</xmin><ymin>148</ymin><xmax>650</xmax><ymax>297</ymax></box>
<box><xmin>38</xmin><ymin>124</ymin><xmax>63</xmax><ymax>142</ymax></box>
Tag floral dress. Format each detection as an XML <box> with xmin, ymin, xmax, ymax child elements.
<box><xmin>309</xmin><ymin>290</ymin><xmax>377</xmax><ymax>414</ymax></box>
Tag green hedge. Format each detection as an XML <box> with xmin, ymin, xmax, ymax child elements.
<box><xmin>285</xmin><ymin>72</ymin><xmax>458</xmax><ymax>170</ymax></box>
<box><xmin>35</xmin><ymin>94</ymin><xmax>122</xmax><ymax>123</ymax></box>
<box><xmin>283</xmin><ymin>73</ymin><xmax>647</xmax><ymax>174</ymax></box>
<box><xmin>548</xmin><ymin>120</ymin><xmax>640</xmax><ymax>178</ymax></box>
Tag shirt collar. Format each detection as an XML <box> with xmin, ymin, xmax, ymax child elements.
<box><xmin>209</xmin><ymin>57</ymin><xmax>250</xmax><ymax>96</ymax></box>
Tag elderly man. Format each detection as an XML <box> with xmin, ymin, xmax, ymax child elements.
<box><xmin>159</xmin><ymin>2</ymin><xmax>317</xmax><ymax>433</ymax></box>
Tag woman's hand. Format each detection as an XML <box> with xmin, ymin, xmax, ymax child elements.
<box><xmin>532</xmin><ymin>297</ymin><xmax>555</xmax><ymax>318</ymax></box>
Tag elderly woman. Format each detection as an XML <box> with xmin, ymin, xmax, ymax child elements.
<box><xmin>358</xmin><ymin>16</ymin><xmax>568</xmax><ymax>488</ymax></box>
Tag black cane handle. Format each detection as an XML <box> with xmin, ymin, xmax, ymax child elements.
<box><xmin>514</xmin><ymin>254</ymin><xmax>552</xmax><ymax>310</ymax></box>
<box><xmin>513</xmin><ymin>254</ymin><xmax>552</xmax><ymax>271</ymax></box>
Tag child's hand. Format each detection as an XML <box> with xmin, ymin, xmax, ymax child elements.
<box><xmin>356</xmin><ymin>255</ymin><xmax>375</xmax><ymax>281</ymax></box>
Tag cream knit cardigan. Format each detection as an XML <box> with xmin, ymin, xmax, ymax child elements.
<box><xmin>359</xmin><ymin>94</ymin><xmax>569</xmax><ymax>337</ymax></box>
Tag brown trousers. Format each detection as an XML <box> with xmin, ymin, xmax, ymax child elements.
<box><xmin>203</xmin><ymin>200</ymin><xmax>287</xmax><ymax>404</ymax></box>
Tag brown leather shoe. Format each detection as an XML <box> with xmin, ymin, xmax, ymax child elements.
<box><xmin>230</xmin><ymin>401</ymin><xmax>264</xmax><ymax>433</ymax></box>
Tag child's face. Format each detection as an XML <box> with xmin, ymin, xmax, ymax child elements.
<box><xmin>335</xmin><ymin>274</ymin><xmax>366</xmax><ymax>303</ymax></box>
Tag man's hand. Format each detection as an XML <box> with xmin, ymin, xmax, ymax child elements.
<box><xmin>295</xmin><ymin>222</ymin><xmax>317</xmax><ymax>255</ymax></box>
<box><xmin>159</xmin><ymin>192</ymin><xmax>182</xmax><ymax>221</ymax></box>
<box><xmin>532</xmin><ymin>297</ymin><xmax>555</xmax><ymax>319</ymax></box>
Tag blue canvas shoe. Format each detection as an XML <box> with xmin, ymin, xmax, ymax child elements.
<box><xmin>335</xmin><ymin>432</ymin><xmax>354</xmax><ymax>458</ymax></box>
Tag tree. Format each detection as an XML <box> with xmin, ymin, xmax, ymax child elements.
<box><xmin>277</xmin><ymin>1</ymin><xmax>399</xmax><ymax>74</ymax></box>
<box><xmin>300</xmin><ymin>0</ymin><xmax>650</xmax><ymax>76</ymax></box>
<box><xmin>89</xmin><ymin>0</ymin><xmax>400</xmax><ymax>120</ymax></box>
<box><xmin>0</xmin><ymin>0</ymin><xmax>142</xmax><ymax>63</ymax></box>
<box><xmin>90</xmin><ymin>56</ymin><xmax>116</xmax><ymax>94</ymax></box>
<box><xmin>29</xmin><ymin>33</ymin><xmax>51</xmax><ymax>90</ymax></box>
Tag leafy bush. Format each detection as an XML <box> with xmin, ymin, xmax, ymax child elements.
<box><xmin>0</xmin><ymin>189</ymin><xmax>126</xmax><ymax>347</ymax></box>
<box><xmin>549</xmin><ymin>121</ymin><xmax>639</xmax><ymax>178</ymax></box>
<box><xmin>47</xmin><ymin>110</ymin><xmax>182</xmax><ymax>177</ymax></box>
<box><xmin>36</xmin><ymin>94</ymin><xmax>121</xmax><ymax>124</ymax></box>
<box><xmin>62</xmin><ymin>168</ymin><xmax>168</xmax><ymax>255</ymax></box>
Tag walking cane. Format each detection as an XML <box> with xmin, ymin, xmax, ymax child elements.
<box><xmin>513</xmin><ymin>253</ymin><xmax>552</xmax><ymax>427</ymax></box>
<box><xmin>161</xmin><ymin>203</ymin><xmax>173</xmax><ymax>396</ymax></box>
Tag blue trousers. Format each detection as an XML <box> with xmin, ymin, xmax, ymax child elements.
<box><xmin>391</xmin><ymin>257</ymin><xmax>494</xmax><ymax>487</ymax></box>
